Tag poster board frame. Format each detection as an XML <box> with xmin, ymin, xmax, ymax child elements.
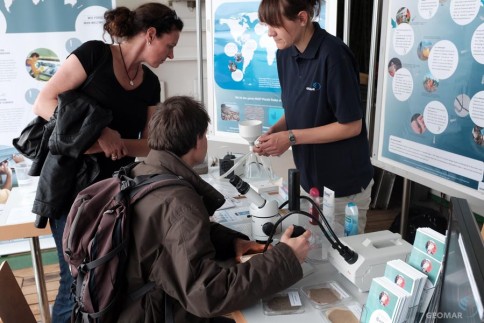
<box><xmin>371</xmin><ymin>0</ymin><xmax>484</xmax><ymax>213</ymax></box>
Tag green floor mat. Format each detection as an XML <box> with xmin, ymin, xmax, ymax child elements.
<box><xmin>0</xmin><ymin>249</ymin><xmax>58</xmax><ymax>270</ymax></box>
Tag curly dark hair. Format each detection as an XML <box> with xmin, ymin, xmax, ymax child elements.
<box><xmin>103</xmin><ymin>2</ymin><xmax>184</xmax><ymax>43</ymax></box>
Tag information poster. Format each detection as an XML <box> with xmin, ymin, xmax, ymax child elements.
<box><xmin>206</xmin><ymin>0</ymin><xmax>336</xmax><ymax>142</ymax></box>
<box><xmin>0</xmin><ymin>0</ymin><xmax>115</xmax><ymax>147</ymax></box>
<box><xmin>375</xmin><ymin>0</ymin><xmax>484</xmax><ymax>199</ymax></box>
<box><xmin>0</xmin><ymin>1</ymin><xmax>114</xmax><ymax>254</ymax></box>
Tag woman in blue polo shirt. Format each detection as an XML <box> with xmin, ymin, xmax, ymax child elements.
<box><xmin>254</xmin><ymin>0</ymin><xmax>374</xmax><ymax>234</ymax></box>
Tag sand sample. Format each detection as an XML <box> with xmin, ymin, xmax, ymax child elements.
<box><xmin>307</xmin><ymin>287</ymin><xmax>341</xmax><ymax>305</ymax></box>
<box><xmin>326</xmin><ymin>307</ymin><xmax>359</xmax><ymax>323</ymax></box>
<box><xmin>265</xmin><ymin>295</ymin><xmax>297</xmax><ymax>312</ymax></box>
<box><xmin>262</xmin><ymin>292</ymin><xmax>304</xmax><ymax>315</ymax></box>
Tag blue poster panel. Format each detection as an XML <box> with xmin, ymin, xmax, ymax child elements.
<box><xmin>376</xmin><ymin>0</ymin><xmax>484</xmax><ymax>198</ymax></box>
<box><xmin>207</xmin><ymin>0</ymin><xmax>334</xmax><ymax>141</ymax></box>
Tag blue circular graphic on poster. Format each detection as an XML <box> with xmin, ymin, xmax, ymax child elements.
<box><xmin>24</xmin><ymin>88</ymin><xmax>40</xmax><ymax>105</ymax></box>
<box><xmin>213</xmin><ymin>2</ymin><xmax>280</xmax><ymax>93</ymax></box>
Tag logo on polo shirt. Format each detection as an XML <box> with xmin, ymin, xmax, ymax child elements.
<box><xmin>306</xmin><ymin>81</ymin><xmax>321</xmax><ymax>91</ymax></box>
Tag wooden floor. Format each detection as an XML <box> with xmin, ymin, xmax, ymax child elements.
<box><xmin>8</xmin><ymin>264</ymin><xmax>59</xmax><ymax>322</ymax></box>
<box><xmin>8</xmin><ymin>207</ymin><xmax>400</xmax><ymax>322</ymax></box>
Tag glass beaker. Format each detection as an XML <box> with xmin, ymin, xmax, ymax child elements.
<box><xmin>243</xmin><ymin>152</ymin><xmax>273</xmax><ymax>181</ymax></box>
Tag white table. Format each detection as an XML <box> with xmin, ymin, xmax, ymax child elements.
<box><xmin>0</xmin><ymin>182</ymin><xmax>52</xmax><ymax>323</ymax></box>
<box><xmin>238</xmin><ymin>260</ymin><xmax>368</xmax><ymax>322</ymax></box>
<box><xmin>204</xmin><ymin>169</ymin><xmax>369</xmax><ymax>322</ymax></box>
<box><xmin>212</xmin><ymin>198</ymin><xmax>368</xmax><ymax>322</ymax></box>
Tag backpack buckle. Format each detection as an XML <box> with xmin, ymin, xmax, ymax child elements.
<box><xmin>120</xmin><ymin>178</ymin><xmax>135</xmax><ymax>191</ymax></box>
<box><xmin>78</xmin><ymin>263</ymin><xmax>88</xmax><ymax>274</ymax></box>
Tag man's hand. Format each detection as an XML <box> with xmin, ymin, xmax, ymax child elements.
<box><xmin>280</xmin><ymin>225</ymin><xmax>311</xmax><ymax>263</ymax></box>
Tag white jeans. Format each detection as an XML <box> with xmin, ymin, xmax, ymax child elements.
<box><xmin>333</xmin><ymin>179</ymin><xmax>374</xmax><ymax>234</ymax></box>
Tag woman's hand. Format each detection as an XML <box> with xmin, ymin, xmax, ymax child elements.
<box><xmin>97</xmin><ymin>127</ymin><xmax>128</xmax><ymax>160</ymax></box>
<box><xmin>254</xmin><ymin>131</ymin><xmax>291</xmax><ymax>157</ymax></box>
<box><xmin>234</xmin><ymin>238</ymin><xmax>269</xmax><ymax>263</ymax></box>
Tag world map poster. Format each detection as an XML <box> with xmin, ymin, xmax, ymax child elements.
<box><xmin>207</xmin><ymin>0</ymin><xmax>332</xmax><ymax>139</ymax></box>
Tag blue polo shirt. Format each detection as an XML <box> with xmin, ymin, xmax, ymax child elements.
<box><xmin>277</xmin><ymin>23</ymin><xmax>373</xmax><ymax>197</ymax></box>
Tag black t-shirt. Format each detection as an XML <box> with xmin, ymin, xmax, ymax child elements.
<box><xmin>71</xmin><ymin>40</ymin><xmax>161</xmax><ymax>179</ymax></box>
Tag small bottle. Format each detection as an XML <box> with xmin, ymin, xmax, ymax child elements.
<box><xmin>307</xmin><ymin>187</ymin><xmax>325</xmax><ymax>262</ymax></box>
<box><xmin>344</xmin><ymin>202</ymin><xmax>359</xmax><ymax>236</ymax></box>
<box><xmin>309</xmin><ymin>187</ymin><xmax>320</xmax><ymax>224</ymax></box>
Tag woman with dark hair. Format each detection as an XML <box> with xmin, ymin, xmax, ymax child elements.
<box><xmin>32</xmin><ymin>3</ymin><xmax>184</xmax><ymax>322</ymax></box>
<box><xmin>254</xmin><ymin>0</ymin><xmax>374</xmax><ymax>234</ymax></box>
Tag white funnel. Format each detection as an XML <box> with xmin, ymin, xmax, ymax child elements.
<box><xmin>239</xmin><ymin>120</ymin><xmax>262</xmax><ymax>146</ymax></box>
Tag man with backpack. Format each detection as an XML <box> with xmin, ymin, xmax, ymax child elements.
<box><xmin>117</xmin><ymin>96</ymin><xmax>311</xmax><ymax>322</ymax></box>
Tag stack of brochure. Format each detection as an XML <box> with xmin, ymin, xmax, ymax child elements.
<box><xmin>407</xmin><ymin>227</ymin><xmax>446</xmax><ymax>319</ymax></box>
<box><xmin>363</xmin><ymin>276</ymin><xmax>411</xmax><ymax>323</ymax></box>
<box><xmin>363</xmin><ymin>227</ymin><xmax>446</xmax><ymax>323</ymax></box>
<box><xmin>384</xmin><ymin>259</ymin><xmax>428</xmax><ymax>322</ymax></box>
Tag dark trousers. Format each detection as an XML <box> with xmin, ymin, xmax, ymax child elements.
<box><xmin>50</xmin><ymin>215</ymin><xmax>75</xmax><ymax>323</ymax></box>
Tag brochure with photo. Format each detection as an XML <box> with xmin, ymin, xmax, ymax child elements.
<box><xmin>385</xmin><ymin>259</ymin><xmax>427</xmax><ymax>302</ymax></box>
<box><xmin>408</xmin><ymin>247</ymin><xmax>442</xmax><ymax>286</ymax></box>
<box><xmin>385</xmin><ymin>259</ymin><xmax>428</xmax><ymax>322</ymax></box>
<box><xmin>363</xmin><ymin>276</ymin><xmax>411</xmax><ymax>323</ymax></box>
<box><xmin>413</xmin><ymin>227</ymin><xmax>446</xmax><ymax>261</ymax></box>
<box><xmin>408</xmin><ymin>247</ymin><xmax>444</xmax><ymax>319</ymax></box>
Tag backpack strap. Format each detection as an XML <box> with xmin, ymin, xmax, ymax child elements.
<box><xmin>126</xmin><ymin>281</ymin><xmax>174</xmax><ymax>323</ymax></box>
<box><xmin>129</xmin><ymin>281</ymin><xmax>156</xmax><ymax>301</ymax></box>
<box><xmin>79</xmin><ymin>240</ymin><xmax>128</xmax><ymax>273</ymax></box>
<box><xmin>119</xmin><ymin>173</ymin><xmax>189</xmax><ymax>203</ymax></box>
<box><xmin>114</xmin><ymin>161</ymin><xmax>140</xmax><ymax>179</ymax></box>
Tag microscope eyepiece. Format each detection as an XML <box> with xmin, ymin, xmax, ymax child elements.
<box><xmin>229</xmin><ymin>174</ymin><xmax>265</xmax><ymax>208</ymax></box>
<box><xmin>229</xmin><ymin>175</ymin><xmax>250</xmax><ymax>195</ymax></box>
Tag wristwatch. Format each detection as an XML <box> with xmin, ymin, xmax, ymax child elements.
<box><xmin>288</xmin><ymin>130</ymin><xmax>296</xmax><ymax>146</ymax></box>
